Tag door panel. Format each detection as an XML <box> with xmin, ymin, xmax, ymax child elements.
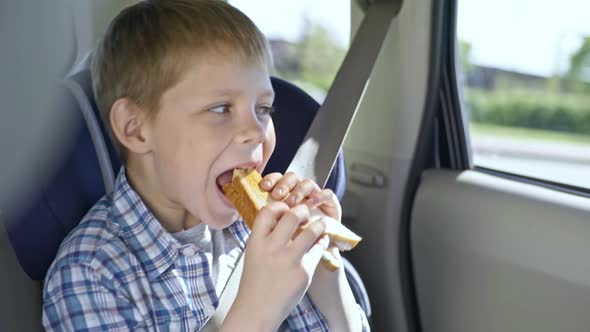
<box><xmin>412</xmin><ymin>169</ymin><xmax>590</xmax><ymax>331</ymax></box>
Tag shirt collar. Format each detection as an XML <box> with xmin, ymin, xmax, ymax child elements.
<box><xmin>111</xmin><ymin>167</ymin><xmax>179</xmax><ymax>280</ymax></box>
<box><xmin>110</xmin><ymin>167</ymin><xmax>251</xmax><ymax>280</ymax></box>
<box><xmin>227</xmin><ymin>219</ymin><xmax>250</xmax><ymax>249</ymax></box>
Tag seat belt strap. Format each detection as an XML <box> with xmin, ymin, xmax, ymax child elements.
<box><xmin>200</xmin><ymin>250</ymin><xmax>245</xmax><ymax>332</ymax></box>
<box><xmin>200</xmin><ymin>2</ymin><xmax>399</xmax><ymax>330</ymax></box>
<box><xmin>287</xmin><ymin>1</ymin><xmax>401</xmax><ymax>183</ymax></box>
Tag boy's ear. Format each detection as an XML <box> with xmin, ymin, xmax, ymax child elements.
<box><xmin>109</xmin><ymin>98</ymin><xmax>153</xmax><ymax>155</ymax></box>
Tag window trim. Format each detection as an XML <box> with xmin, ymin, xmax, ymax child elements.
<box><xmin>475</xmin><ymin>166</ymin><xmax>590</xmax><ymax>199</ymax></box>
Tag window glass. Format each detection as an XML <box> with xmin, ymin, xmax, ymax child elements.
<box><xmin>229</xmin><ymin>0</ymin><xmax>350</xmax><ymax>101</ymax></box>
<box><xmin>457</xmin><ymin>0</ymin><xmax>590</xmax><ymax>188</ymax></box>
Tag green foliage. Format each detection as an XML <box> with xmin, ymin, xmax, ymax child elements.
<box><xmin>567</xmin><ymin>36</ymin><xmax>590</xmax><ymax>93</ymax></box>
<box><xmin>272</xmin><ymin>20</ymin><xmax>346</xmax><ymax>94</ymax></box>
<box><xmin>458</xmin><ymin>40</ymin><xmax>473</xmax><ymax>73</ymax></box>
<box><xmin>467</xmin><ymin>88</ymin><xmax>590</xmax><ymax>135</ymax></box>
<box><xmin>471</xmin><ymin>123</ymin><xmax>590</xmax><ymax>145</ymax></box>
<box><xmin>298</xmin><ymin>24</ymin><xmax>346</xmax><ymax>92</ymax></box>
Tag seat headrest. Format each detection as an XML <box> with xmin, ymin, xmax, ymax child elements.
<box><xmin>6</xmin><ymin>59</ymin><xmax>346</xmax><ymax>281</ymax></box>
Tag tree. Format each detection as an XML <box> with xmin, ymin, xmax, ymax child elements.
<box><xmin>458</xmin><ymin>40</ymin><xmax>474</xmax><ymax>74</ymax></box>
<box><xmin>297</xmin><ymin>21</ymin><xmax>347</xmax><ymax>92</ymax></box>
<box><xmin>267</xmin><ymin>19</ymin><xmax>347</xmax><ymax>95</ymax></box>
<box><xmin>566</xmin><ymin>36</ymin><xmax>590</xmax><ymax>93</ymax></box>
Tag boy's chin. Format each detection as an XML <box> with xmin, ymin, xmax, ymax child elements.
<box><xmin>207</xmin><ymin>212</ymin><xmax>239</xmax><ymax>230</ymax></box>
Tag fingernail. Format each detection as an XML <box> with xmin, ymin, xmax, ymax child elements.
<box><xmin>313</xmin><ymin>219</ymin><xmax>326</xmax><ymax>232</ymax></box>
<box><xmin>261</xmin><ymin>180</ymin><xmax>271</xmax><ymax>189</ymax></box>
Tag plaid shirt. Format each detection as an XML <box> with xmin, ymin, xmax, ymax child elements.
<box><xmin>43</xmin><ymin>168</ymin><xmax>336</xmax><ymax>331</ymax></box>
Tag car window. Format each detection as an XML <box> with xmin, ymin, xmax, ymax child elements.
<box><xmin>229</xmin><ymin>0</ymin><xmax>350</xmax><ymax>102</ymax></box>
<box><xmin>457</xmin><ymin>0</ymin><xmax>590</xmax><ymax>189</ymax></box>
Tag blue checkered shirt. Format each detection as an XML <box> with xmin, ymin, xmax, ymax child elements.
<box><xmin>43</xmin><ymin>169</ymin><xmax>340</xmax><ymax>331</ymax></box>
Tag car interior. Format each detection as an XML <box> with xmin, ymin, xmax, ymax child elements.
<box><xmin>1</xmin><ymin>0</ymin><xmax>590</xmax><ymax>331</ymax></box>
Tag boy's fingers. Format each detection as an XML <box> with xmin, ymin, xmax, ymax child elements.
<box><xmin>290</xmin><ymin>219</ymin><xmax>326</xmax><ymax>258</ymax></box>
<box><xmin>287</xmin><ymin>178</ymin><xmax>320</xmax><ymax>206</ymax></box>
<box><xmin>260</xmin><ymin>173</ymin><xmax>282</xmax><ymax>191</ymax></box>
<box><xmin>251</xmin><ymin>201</ymin><xmax>289</xmax><ymax>238</ymax></box>
<box><xmin>304</xmin><ymin>188</ymin><xmax>336</xmax><ymax>208</ymax></box>
<box><xmin>301</xmin><ymin>235</ymin><xmax>330</xmax><ymax>274</ymax></box>
<box><xmin>271</xmin><ymin>172</ymin><xmax>299</xmax><ymax>201</ymax></box>
<box><xmin>306</xmin><ymin>189</ymin><xmax>342</xmax><ymax>219</ymax></box>
<box><xmin>270</xmin><ymin>205</ymin><xmax>309</xmax><ymax>245</ymax></box>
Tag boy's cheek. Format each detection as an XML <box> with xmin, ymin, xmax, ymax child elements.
<box><xmin>263</xmin><ymin>123</ymin><xmax>276</xmax><ymax>156</ymax></box>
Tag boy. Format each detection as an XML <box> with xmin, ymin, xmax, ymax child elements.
<box><xmin>43</xmin><ymin>1</ymin><xmax>368</xmax><ymax>331</ymax></box>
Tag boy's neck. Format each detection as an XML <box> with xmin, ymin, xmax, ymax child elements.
<box><xmin>125</xmin><ymin>157</ymin><xmax>201</xmax><ymax>233</ymax></box>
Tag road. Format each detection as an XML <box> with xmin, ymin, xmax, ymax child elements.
<box><xmin>474</xmin><ymin>153</ymin><xmax>590</xmax><ymax>189</ymax></box>
<box><xmin>472</xmin><ymin>136</ymin><xmax>590</xmax><ymax>190</ymax></box>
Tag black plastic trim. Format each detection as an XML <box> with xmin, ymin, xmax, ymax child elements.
<box><xmin>448</xmin><ymin>31</ymin><xmax>471</xmax><ymax>168</ymax></box>
<box><xmin>435</xmin><ymin>0</ymin><xmax>470</xmax><ymax>170</ymax></box>
<box><xmin>398</xmin><ymin>0</ymin><xmax>449</xmax><ymax>331</ymax></box>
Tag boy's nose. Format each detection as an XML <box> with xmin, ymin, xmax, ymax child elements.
<box><xmin>234</xmin><ymin>111</ymin><xmax>266</xmax><ymax>144</ymax></box>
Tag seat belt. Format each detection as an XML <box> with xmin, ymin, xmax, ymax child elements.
<box><xmin>201</xmin><ymin>1</ymin><xmax>400</xmax><ymax>330</ymax></box>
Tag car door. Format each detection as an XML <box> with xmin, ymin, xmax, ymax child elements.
<box><xmin>411</xmin><ymin>0</ymin><xmax>590</xmax><ymax>331</ymax></box>
<box><xmin>341</xmin><ymin>0</ymin><xmax>590</xmax><ymax>331</ymax></box>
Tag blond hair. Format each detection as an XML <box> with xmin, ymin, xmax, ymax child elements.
<box><xmin>91</xmin><ymin>0</ymin><xmax>272</xmax><ymax>159</ymax></box>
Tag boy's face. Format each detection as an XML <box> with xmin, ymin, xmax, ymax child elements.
<box><xmin>144</xmin><ymin>53</ymin><xmax>276</xmax><ymax>230</ymax></box>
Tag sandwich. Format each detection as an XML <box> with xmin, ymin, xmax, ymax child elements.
<box><xmin>222</xmin><ymin>168</ymin><xmax>362</xmax><ymax>271</ymax></box>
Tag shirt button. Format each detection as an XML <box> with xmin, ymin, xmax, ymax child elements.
<box><xmin>181</xmin><ymin>247</ymin><xmax>196</xmax><ymax>256</ymax></box>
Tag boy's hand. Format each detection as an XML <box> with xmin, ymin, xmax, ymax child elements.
<box><xmin>228</xmin><ymin>202</ymin><xmax>329</xmax><ymax>331</ymax></box>
<box><xmin>260</xmin><ymin>171</ymin><xmax>343</xmax><ymax>270</ymax></box>
<box><xmin>260</xmin><ymin>172</ymin><xmax>343</xmax><ymax>271</ymax></box>
<box><xmin>258</xmin><ymin>173</ymin><xmax>364</xmax><ymax>331</ymax></box>
<box><xmin>260</xmin><ymin>172</ymin><xmax>342</xmax><ymax>222</ymax></box>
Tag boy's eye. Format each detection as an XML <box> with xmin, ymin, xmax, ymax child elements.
<box><xmin>257</xmin><ymin>105</ymin><xmax>275</xmax><ymax>116</ymax></box>
<box><xmin>209</xmin><ymin>104</ymin><xmax>230</xmax><ymax>114</ymax></box>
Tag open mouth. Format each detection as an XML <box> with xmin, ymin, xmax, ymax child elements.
<box><xmin>216</xmin><ymin>162</ymin><xmax>261</xmax><ymax>198</ymax></box>
<box><xmin>215</xmin><ymin>169</ymin><xmax>236</xmax><ymax>209</ymax></box>
<box><xmin>216</xmin><ymin>169</ymin><xmax>234</xmax><ymax>191</ymax></box>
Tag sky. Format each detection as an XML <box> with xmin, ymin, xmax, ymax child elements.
<box><xmin>229</xmin><ymin>0</ymin><xmax>350</xmax><ymax>47</ymax></box>
<box><xmin>230</xmin><ymin>0</ymin><xmax>590</xmax><ymax>77</ymax></box>
<box><xmin>457</xmin><ymin>0</ymin><xmax>590</xmax><ymax>77</ymax></box>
